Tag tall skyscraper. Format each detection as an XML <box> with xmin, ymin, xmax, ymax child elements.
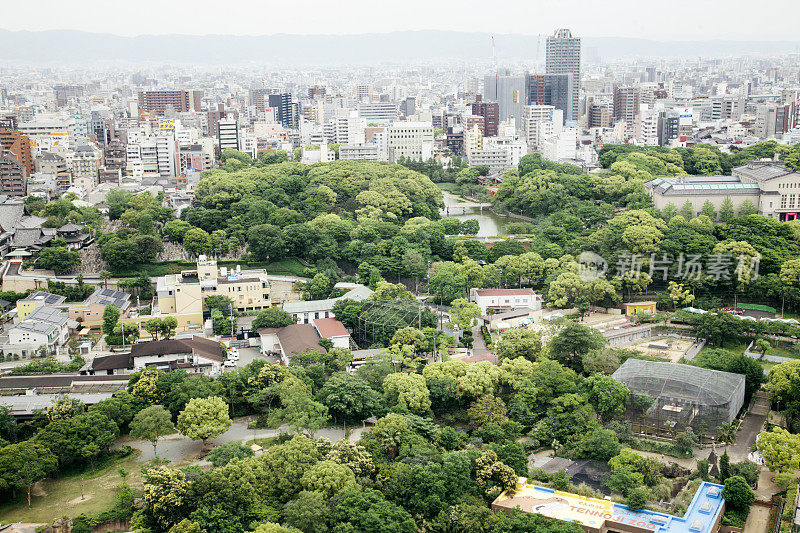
<box><xmin>483</xmin><ymin>71</ymin><xmax>526</xmax><ymax>126</ymax></box>
<box><xmin>545</xmin><ymin>29</ymin><xmax>581</xmax><ymax>122</ymax></box>
<box><xmin>268</xmin><ymin>93</ymin><xmax>299</xmax><ymax>129</ymax></box>
<box><xmin>526</xmin><ymin>73</ymin><xmax>573</xmax><ymax>125</ymax></box>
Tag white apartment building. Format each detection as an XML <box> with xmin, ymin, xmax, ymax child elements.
<box><xmin>339</xmin><ymin>144</ymin><xmax>380</xmax><ymax>161</ymax></box>
<box><xmin>522</xmin><ymin>105</ymin><xmax>562</xmax><ymax>151</ymax></box>
<box><xmin>358</xmin><ymin>102</ymin><xmax>397</xmax><ymax>123</ymax></box>
<box><xmin>387</xmin><ymin>122</ymin><xmax>434</xmax><ymax>162</ymax></box>
<box><xmin>155</xmin><ymin>134</ymin><xmax>178</xmax><ymax>178</ymax></box>
<box><xmin>541</xmin><ymin>127</ymin><xmax>578</xmax><ymax>162</ymax></box>
<box><xmin>323</xmin><ymin>110</ymin><xmax>366</xmax><ymax>145</ymax></box>
<box><xmin>218</xmin><ymin>119</ymin><xmax>240</xmax><ymax>152</ymax></box>
<box><xmin>635</xmin><ymin>108</ymin><xmax>660</xmax><ymax>146</ymax></box>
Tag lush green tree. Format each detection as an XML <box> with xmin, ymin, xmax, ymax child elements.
<box><xmin>757</xmin><ymin>427</ymin><xmax>800</xmax><ymax>472</ymax></box>
<box><xmin>329</xmin><ymin>488</ymin><xmax>415</xmax><ymax>533</ymax></box>
<box><xmin>317</xmin><ymin>372</ymin><xmax>381</xmax><ymax>426</ymax></box>
<box><xmin>718</xmin><ymin>196</ymin><xmax>735</xmax><ymax>223</ymax></box>
<box><xmin>252</xmin><ymin>307</ymin><xmax>297</xmax><ymax>329</ymax></box>
<box><xmin>496</xmin><ymin>329</ymin><xmax>542</xmax><ymax>362</ymax></box>
<box><xmin>626</xmin><ymin>486</ymin><xmax>649</xmax><ymax>510</ymax></box>
<box><xmin>261</xmin><ymin>435</ymin><xmax>322</xmax><ymax>504</ymax></box>
<box><xmin>547</xmin><ymin>322</ymin><xmax>607</xmax><ymax>373</ymax></box>
<box><xmin>448</xmin><ymin>298</ymin><xmax>482</xmax><ymax>331</ymax></box>
<box><xmin>475</xmin><ymin>450</ymin><xmax>517</xmax><ymax>500</ymax></box>
<box><xmin>168</xmin><ymin>519</ymin><xmax>205</xmax><ymax>533</ymax></box>
<box><xmin>282</xmin><ymin>490</ymin><xmax>328</xmax><ymax>533</ymax></box>
<box><xmin>38</xmin><ymin>245</ymin><xmax>80</xmax><ymax>274</ymax></box>
<box><xmin>723</xmin><ymin>476</ymin><xmax>755</xmax><ymax>512</ymax></box>
<box><xmin>163</xmin><ymin>220</ymin><xmax>193</xmax><ymax>242</ymax></box>
<box><xmin>36</xmin><ymin>411</ymin><xmax>119</xmax><ymax>465</ymax></box>
<box><xmin>184</xmin><ymin>228</ymin><xmax>212</xmax><ymax>256</ymax></box>
<box><xmin>0</xmin><ymin>441</ymin><xmax>58</xmax><ymax>506</ymax></box>
<box><xmin>206</xmin><ymin>441</ymin><xmax>254</xmax><ymax>467</ymax></box>
<box><xmin>584</xmin><ymin>374</ymin><xmax>629</xmax><ymax>421</ymax></box>
<box><xmin>142</xmin><ymin>466</ymin><xmax>189</xmax><ymax>530</ymax></box>
<box><xmin>574</xmin><ymin>426</ymin><xmax>620</xmax><ymax>461</ymax></box>
<box><xmin>272</xmin><ymin>389</ymin><xmax>329</xmax><ymax>438</ymax></box>
<box><xmin>300</xmin><ymin>460</ymin><xmax>358</xmax><ymax>498</ymax></box>
<box><xmin>383</xmin><ymin>373</ymin><xmax>431</xmax><ymax>415</ymax></box>
<box><xmin>468</xmin><ymin>395</ymin><xmax>509</xmax><ymax>429</ymax></box>
<box><xmin>102</xmin><ymin>304</ymin><xmax>120</xmax><ymax>336</ymax></box>
<box><xmin>129</xmin><ymin>405</ymin><xmax>174</xmax><ymax>457</ymax></box>
<box><xmin>177</xmin><ymin>397</ymin><xmax>232</xmax><ymax>449</ymax></box>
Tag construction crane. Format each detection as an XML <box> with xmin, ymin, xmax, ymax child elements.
<box><xmin>492</xmin><ymin>35</ymin><xmax>498</xmax><ymax>98</ymax></box>
<box><xmin>536</xmin><ymin>34</ymin><xmax>542</xmax><ymax>64</ymax></box>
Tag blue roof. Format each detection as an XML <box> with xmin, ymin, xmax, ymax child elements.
<box><xmin>493</xmin><ymin>481</ymin><xmax>725</xmax><ymax>533</ymax></box>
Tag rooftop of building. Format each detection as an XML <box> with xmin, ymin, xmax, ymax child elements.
<box><xmin>473</xmin><ymin>288</ymin><xmax>538</xmax><ymax>297</ymax></box>
<box><xmin>612</xmin><ymin>359</ymin><xmax>745</xmax><ymax>407</ymax></box>
<box><xmin>129</xmin><ymin>335</ymin><xmax>225</xmax><ymax>362</ymax></box>
<box><xmin>313</xmin><ymin>318</ymin><xmax>349</xmax><ymax>338</ymax></box>
<box><xmin>283</xmin><ymin>285</ymin><xmax>373</xmax><ymax>314</ymax></box>
<box><xmin>492</xmin><ymin>480</ymin><xmax>724</xmax><ymax>533</ymax></box>
<box><xmin>20</xmin><ymin>291</ymin><xmax>67</xmax><ymax>306</ymax></box>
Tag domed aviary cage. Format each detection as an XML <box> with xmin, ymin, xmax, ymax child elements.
<box><xmin>612</xmin><ymin>359</ymin><xmax>745</xmax><ymax>439</ymax></box>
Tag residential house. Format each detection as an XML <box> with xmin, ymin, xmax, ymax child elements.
<box><xmin>69</xmin><ymin>287</ymin><xmax>131</xmax><ymax>328</ymax></box>
<box><xmin>17</xmin><ymin>291</ymin><xmax>66</xmax><ymax>320</ymax></box>
<box><xmin>85</xmin><ymin>335</ymin><xmax>227</xmax><ymax>375</ymax></box>
<box><xmin>312</xmin><ymin>318</ymin><xmax>351</xmax><ymax>349</ymax></box>
<box><xmin>469</xmin><ymin>288</ymin><xmax>543</xmax><ymax>315</ymax></box>
<box><xmin>283</xmin><ymin>285</ymin><xmax>373</xmax><ymax>324</ymax></box>
<box><xmin>258</xmin><ymin>323</ymin><xmax>325</xmax><ymax>363</ymax></box>
<box><xmin>3</xmin><ymin>306</ymin><xmax>70</xmax><ymax>357</ymax></box>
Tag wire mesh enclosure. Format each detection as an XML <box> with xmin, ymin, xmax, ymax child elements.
<box><xmin>612</xmin><ymin>359</ymin><xmax>745</xmax><ymax>437</ymax></box>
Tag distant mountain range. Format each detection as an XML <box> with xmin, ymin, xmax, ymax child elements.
<box><xmin>1</xmin><ymin>29</ymin><xmax>799</xmax><ymax>64</ymax></box>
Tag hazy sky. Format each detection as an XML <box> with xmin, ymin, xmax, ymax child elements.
<box><xmin>1</xmin><ymin>0</ymin><xmax>798</xmax><ymax>41</ymax></box>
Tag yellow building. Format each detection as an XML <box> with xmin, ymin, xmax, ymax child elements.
<box><xmin>622</xmin><ymin>301</ymin><xmax>657</xmax><ymax>316</ymax></box>
<box><xmin>156</xmin><ymin>256</ymin><xmax>272</xmax><ymax>316</ymax></box>
<box><xmin>16</xmin><ymin>291</ymin><xmax>67</xmax><ymax>320</ymax></box>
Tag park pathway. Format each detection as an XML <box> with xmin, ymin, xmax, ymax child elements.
<box><xmin>115</xmin><ymin>417</ymin><xmax>367</xmax><ymax>463</ymax></box>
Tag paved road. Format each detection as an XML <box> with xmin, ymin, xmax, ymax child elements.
<box><xmin>471</xmin><ymin>325</ymin><xmax>490</xmax><ymax>357</ymax></box>
<box><xmin>727</xmin><ymin>392</ymin><xmax>771</xmax><ymax>462</ymax></box>
<box><xmin>743</xmin><ymin>504</ymin><xmax>770</xmax><ymax>533</ymax></box>
<box><xmin>117</xmin><ymin>417</ymin><xmax>367</xmax><ymax>463</ymax></box>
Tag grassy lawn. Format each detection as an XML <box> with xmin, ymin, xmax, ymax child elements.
<box><xmin>436</xmin><ymin>183</ymin><xmax>462</xmax><ymax>195</ymax></box>
<box><xmin>112</xmin><ymin>257</ymin><xmax>312</xmax><ymax>279</ymax></box>
<box><xmin>244</xmin><ymin>437</ymin><xmax>279</xmax><ymax>449</ymax></box>
<box><xmin>0</xmin><ymin>452</ymin><xmax>144</xmax><ymax>525</ymax></box>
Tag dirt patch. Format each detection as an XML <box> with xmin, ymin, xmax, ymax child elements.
<box><xmin>67</xmin><ymin>494</ymin><xmax>94</xmax><ymax>506</ymax></box>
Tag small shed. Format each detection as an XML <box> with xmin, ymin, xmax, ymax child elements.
<box><xmin>622</xmin><ymin>301</ymin><xmax>657</xmax><ymax>316</ymax></box>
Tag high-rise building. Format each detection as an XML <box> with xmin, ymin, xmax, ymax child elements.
<box><xmin>0</xmin><ymin>150</ymin><xmax>27</xmax><ymax>196</ymax></box>
<box><xmin>268</xmin><ymin>93</ymin><xmax>299</xmax><ymax>129</ymax></box>
<box><xmin>387</xmin><ymin>122</ymin><xmax>434</xmax><ymax>162</ymax></box>
<box><xmin>307</xmin><ymin>86</ymin><xmax>327</xmax><ymax>100</ymax></box>
<box><xmin>249</xmin><ymin>88</ymin><xmax>276</xmax><ymax>114</ymax></box>
<box><xmin>470</xmin><ymin>101</ymin><xmax>500</xmax><ymax>137</ymax></box>
<box><xmin>357</xmin><ymin>102</ymin><xmax>398</xmax><ymax>123</ymax></box>
<box><xmin>218</xmin><ymin>119</ymin><xmax>240</xmax><ymax>153</ymax></box>
<box><xmin>483</xmin><ymin>72</ymin><xmax>526</xmax><ymax>125</ymax></box>
<box><xmin>521</xmin><ymin>105</ymin><xmax>562</xmax><ymax>150</ymax></box>
<box><xmin>613</xmin><ymin>86</ymin><xmax>640</xmax><ymax>136</ymax></box>
<box><xmin>137</xmin><ymin>90</ymin><xmax>203</xmax><ymax>116</ymax></box>
<box><xmin>526</xmin><ymin>73</ymin><xmax>573</xmax><ymax>124</ymax></box>
<box><xmin>587</xmin><ymin>99</ymin><xmax>611</xmax><ymax>128</ymax></box>
<box><xmin>545</xmin><ymin>29</ymin><xmax>581</xmax><ymax>122</ymax></box>
<box><xmin>0</xmin><ymin>129</ymin><xmax>34</xmax><ymax>176</ymax></box>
